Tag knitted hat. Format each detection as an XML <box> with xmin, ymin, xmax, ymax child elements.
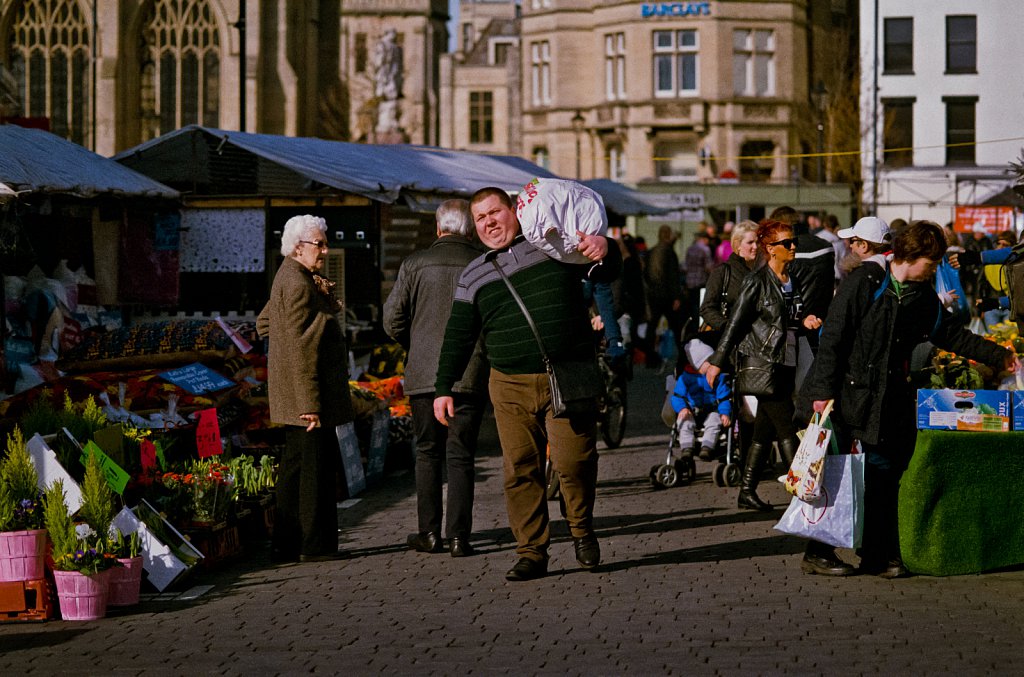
<box><xmin>683</xmin><ymin>339</ymin><xmax>714</xmax><ymax>369</ymax></box>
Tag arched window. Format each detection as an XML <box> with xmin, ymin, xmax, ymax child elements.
<box><xmin>7</xmin><ymin>0</ymin><xmax>90</xmax><ymax>145</ymax></box>
<box><xmin>139</xmin><ymin>0</ymin><xmax>219</xmax><ymax>139</ymax></box>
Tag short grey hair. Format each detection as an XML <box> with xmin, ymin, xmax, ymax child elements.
<box><xmin>281</xmin><ymin>214</ymin><xmax>327</xmax><ymax>257</ymax></box>
<box><xmin>436</xmin><ymin>199</ymin><xmax>473</xmax><ymax>237</ymax></box>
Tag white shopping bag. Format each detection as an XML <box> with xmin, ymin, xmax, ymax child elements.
<box><xmin>775</xmin><ymin>452</ymin><xmax>865</xmax><ymax>549</ymax></box>
<box><xmin>784</xmin><ymin>402</ymin><xmax>835</xmax><ymax>501</ymax></box>
<box><xmin>515</xmin><ymin>178</ymin><xmax>608</xmax><ymax>264</ymax></box>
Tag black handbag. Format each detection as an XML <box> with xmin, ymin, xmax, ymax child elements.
<box><xmin>735</xmin><ymin>353</ymin><xmax>776</xmax><ymax>396</ymax></box>
<box><xmin>491</xmin><ymin>260</ymin><xmax>603</xmax><ymax>417</ymax></box>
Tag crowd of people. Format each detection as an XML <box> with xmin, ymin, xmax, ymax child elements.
<box><xmin>259</xmin><ymin>197</ymin><xmax>1021</xmax><ymax>583</ymax></box>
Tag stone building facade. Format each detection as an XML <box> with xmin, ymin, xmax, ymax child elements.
<box><xmin>0</xmin><ymin>0</ymin><xmax>448</xmax><ymax>155</ymax></box>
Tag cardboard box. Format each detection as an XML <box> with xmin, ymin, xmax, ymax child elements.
<box><xmin>111</xmin><ymin>501</ymin><xmax>203</xmax><ymax>592</ymax></box>
<box><xmin>1012</xmin><ymin>391</ymin><xmax>1024</xmax><ymax>431</ymax></box>
<box><xmin>916</xmin><ymin>389</ymin><xmax>1011</xmax><ymax>432</ymax></box>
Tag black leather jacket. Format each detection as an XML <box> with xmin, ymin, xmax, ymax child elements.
<box><xmin>709</xmin><ymin>264</ymin><xmax>805</xmax><ymax>368</ymax></box>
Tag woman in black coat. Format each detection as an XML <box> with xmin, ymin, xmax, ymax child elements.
<box><xmin>802</xmin><ymin>221</ymin><xmax>1017</xmax><ymax>578</ymax></box>
<box><xmin>705</xmin><ymin>220</ymin><xmax>822</xmax><ymax>512</ymax></box>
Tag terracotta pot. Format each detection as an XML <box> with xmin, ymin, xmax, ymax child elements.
<box><xmin>0</xmin><ymin>529</ymin><xmax>47</xmax><ymax>582</ymax></box>
<box><xmin>107</xmin><ymin>556</ymin><xmax>144</xmax><ymax>606</ymax></box>
<box><xmin>53</xmin><ymin>569</ymin><xmax>111</xmax><ymax>621</ymax></box>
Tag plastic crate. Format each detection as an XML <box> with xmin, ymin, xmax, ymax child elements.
<box><xmin>0</xmin><ymin>579</ymin><xmax>55</xmax><ymax>622</ymax></box>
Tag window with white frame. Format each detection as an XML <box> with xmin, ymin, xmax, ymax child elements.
<box><xmin>605</xmin><ymin>33</ymin><xmax>626</xmax><ymax>101</ymax></box>
<box><xmin>8</xmin><ymin>0</ymin><xmax>91</xmax><ymax>145</ymax></box>
<box><xmin>733</xmin><ymin>29</ymin><xmax>774</xmax><ymax>97</ymax></box>
<box><xmin>533</xmin><ymin>147</ymin><xmax>550</xmax><ymax>169</ymax></box>
<box><xmin>530</xmin><ymin>0</ymin><xmax>552</xmax><ymax>8</ymax></box>
<box><xmin>531</xmin><ymin>41</ymin><xmax>551</xmax><ymax>106</ymax></box>
<box><xmin>607</xmin><ymin>144</ymin><xmax>626</xmax><ymax>181</ymax></box>
<box><xmin>653</xmin><ymin>30</ymin><xmax>698</xmax><ymax>98</ymax></box>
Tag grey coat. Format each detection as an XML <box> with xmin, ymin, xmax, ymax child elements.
<box><xmin>383</xmin><ymin>235</ymin><xmax>488</xmax><ymax>396</ymax></box>
<box><xmin>256</xmin><ymin>257</ymin><xmax>354</xmax><ymax>427</ymax></box>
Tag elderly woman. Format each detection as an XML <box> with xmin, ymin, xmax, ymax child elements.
<box><xmin>257</xmin><ymin>214</ymin><xmax>353</xmax><ymax>562</ymax></box>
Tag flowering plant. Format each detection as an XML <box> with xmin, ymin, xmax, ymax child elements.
<box><xmin>190</xmin><ymin>460</ymin><xmax>236</xmax><ymax>524</ymax></box>
<box><xmin>43</xmin><ymin>480</ymin><xmax>120</xmax><ymax>574</ymax></box>
<box><xmin>0</xmin><ymin>427</ymin><xmax>45</xmax><ymax>532</ymax></box>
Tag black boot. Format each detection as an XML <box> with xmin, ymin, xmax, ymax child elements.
<box><xmin>779</xmin><ymin>436</ymin><xmax>799</xmax><ymax>468</ymax></box>
<box><xmin>737</xmin><ymin>442</ymin><xmax>773</xmax><ymax>511</ymax></box>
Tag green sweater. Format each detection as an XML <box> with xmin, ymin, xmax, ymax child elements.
<box><xmin>435</xmin><ymin>236</ymin><xmax>619</xmax><ymax>396</ymax></box>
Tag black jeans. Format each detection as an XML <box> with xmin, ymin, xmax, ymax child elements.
<box><xmin>411</xmin><ymin>393</ymin><xmax>486</xmax><ymax>539</ymax></box>
<box><xmin>274</xmin><ymin>426</ymin><xmax>340</xmax><ymax>557</ymax></box>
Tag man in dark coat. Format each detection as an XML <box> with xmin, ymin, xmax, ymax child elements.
<box><xmin>802</xmin><ymin>221</ymin><xmax>1017</xmax><ymax>578</ymax></box>
<box><xmin>383</xmin><ymin>199</ymin><xmax>488</xmax><ymax>558</ymax></box>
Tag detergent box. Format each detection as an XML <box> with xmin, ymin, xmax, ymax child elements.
<box><xmin>1013</xmin><ymin>391</ymin><xmax>1024</xmax><ymax>431</ymax></box>
<box><xmin>916</xmin><ymin>389</ymin><xmax>1011</xmax><ymax>432</ymax></box>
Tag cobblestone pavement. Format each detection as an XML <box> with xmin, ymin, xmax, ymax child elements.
<box><xmin>2</xmin><ymin>365</ymin><xmax>1023</xmax><ymax>675</ymax></box>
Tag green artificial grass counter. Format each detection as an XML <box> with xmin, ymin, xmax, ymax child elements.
<box><xmin>899</xmin><ymin>430</ymin><xmax>1024</xmax><ymax>576</ymax></box>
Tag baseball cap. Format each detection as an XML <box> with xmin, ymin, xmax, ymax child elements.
<box><xmin>837</xmin><ymin>216</ymin><xmax>891</xmax><ymax>244</ymax></box>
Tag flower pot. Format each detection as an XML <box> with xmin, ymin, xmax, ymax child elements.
<box><xmin>53</xmin><ymin>569</ymin><xmax>111</xmax><ymax>621</ymax></box>
<box><xmin>0</xmin><ymin>529</ymin><xmax>48</xmax><ymax>583</ymax></box>
<box><xmin>107</xmin><ymin>557</ymin><xmax>143</xmax><ymax>606</ymax></box>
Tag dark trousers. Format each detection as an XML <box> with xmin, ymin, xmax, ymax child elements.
<box><xmin>859</xmin><ymin>406</ymin><xmax>916</xmax><ymax>565</ymax></box>
<box><xmin>274</xmin><ymin>426</ymin><xmax>340</xmax><ymax>557</ymax></box>
<box><xmin>411</xmin><ymin>393</ymin><xmax>485</xmax><ymax>539</ymax></box>
<box><xmin>751</xmin><ymin>366</ymin><xmax>798</xmax><ymax>446</ymax></box>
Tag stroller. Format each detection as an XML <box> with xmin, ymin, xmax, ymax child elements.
<box><xmin>649</xmin><ymin>364</ymin><xmax>742</xmax><ymax>489</ymax></box>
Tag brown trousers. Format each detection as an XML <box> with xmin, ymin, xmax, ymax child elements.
<box><xmin>488</xmin><ymin>370</ymin><xmax>599</xmax><ymax>562</ymax></box>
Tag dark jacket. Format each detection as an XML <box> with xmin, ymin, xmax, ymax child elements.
<box><xmin>644</xmin><ymin>240</ymin><xmax>681</xmax><ymax>304</ymax></box>
<box><xmin>790</xmin><ymin>233</ymin><xmax>836</xmax><ymax>322</ymax></box>
<box><xmin>801</xmin><ymin>263</ymin><xmax>1011</xmax><ymax>445</ymax></box>
<box><xmin>700</xmin><ymin>253</ymin><xmax>754</xmax><ymax>332</ymax></box>
<box><xmin>256</xmin><ymin>257</ymin><xmax>354</xmax><ymax>427</ymax></box>
<box><xmin>709</xmin><ymin>264</ymin><xmax>808</xmax><ymax>369</ymax></box>
<box><xmin>612</xmin><ymin>254</ymin><xmax>646</xmax><ymax>322</ymax></box>
<box><xmin>383</xmin><ymin>235</ymin><xmax>488</xmax><ymax>397</ymax></box>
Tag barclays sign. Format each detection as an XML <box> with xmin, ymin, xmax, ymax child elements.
<box><xmin>641</xmin><ymin>2</ymin><xmax>711</xmax><ymax>18</ymax></box>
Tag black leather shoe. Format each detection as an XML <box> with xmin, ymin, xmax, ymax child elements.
<box><xmin>698</xmin><ymin>446</ymin><xmax>714</xmax><ymax>461</ymax></box>
<box><xmin>573</xmin><ymin>533</ymin><xmax>601</xmax><ymax>569</ymax></box>
<box><xmin>449</xmin><ymin>536</ymin><xmax>474</xmax><ymax>558</ymax></box>
<box><xmin>407</xmin><ymin>532</ymin><xmax>444</xmax><ymax>554</ymax></box>
<box><xmin>801</xmin><ymin>552</ymin><xmax>856</xmax><ymax>576</ymax></box>
<box><xmin>505</xmin><ymin>557</ymin><xmax>548</xmax><ymax>581</ymax></box>
<box><xmin>876</xmin><ymin>558</ymin><xmax>910</xmax><ymax>579</ymax></box>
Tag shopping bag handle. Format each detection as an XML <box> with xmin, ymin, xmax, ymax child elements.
<box><xmin>812</xmin><ymin>400</ymin><xmax>834</xmax><ymax>425</ymax></box>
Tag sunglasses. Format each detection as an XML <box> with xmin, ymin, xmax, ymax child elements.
<box><xmin>768</xmin><ymin>238</ymin><xmax>797</xmax><ymax>250</ymax></box>
<box><xmin>300</xmin><ymin>239</ymin><xmax>328</xmax><ymax>249</ymax></box>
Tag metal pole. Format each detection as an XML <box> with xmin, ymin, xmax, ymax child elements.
<box><xmin>238</xmin><ymin>0</ymin><xmax>247</xmax><ymax>132</ymax></box>
<box><xmin>91</xmin><ymin>0</ymin><xmax>97</xmax><ymax>149</ymax></box>
<box><xmin>575</xmin><ymin>132</ymin><xmax>581</xmax><ymax>179</ymax></box>
<box><xmin>871</xmin><ymin>0</ymin><xmax>879</xmax><ymax>213</ymax></box>
<box><xmin>816</xmin><ymin>122</ymin><xmax>824</xmax><ymax>184</ymax></box>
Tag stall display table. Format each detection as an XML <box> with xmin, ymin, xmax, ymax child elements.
<box><xmin>899</xmin><ymin>430</ymin><xmax>1024</xmax><ymax>576</ymax></box>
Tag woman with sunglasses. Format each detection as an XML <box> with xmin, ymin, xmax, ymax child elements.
<box><xmin>704</xmin><ymin>219</ymin><xmax>822</xmax><ymax>512</ymax></box>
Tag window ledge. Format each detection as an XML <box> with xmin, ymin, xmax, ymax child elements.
<box><xmin>882</xmin><ymin>69</ymin><xmax>915</xmax><ymax>76</ymax></box>
<box><xmin>944</xmin><ymin>69</ymin><xmax>978</xmax><ymax>75</ymax></box>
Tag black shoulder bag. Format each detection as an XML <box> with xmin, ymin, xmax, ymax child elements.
<box><xmin>490</xmin><ymin>259</ymin><xmax>604</xmax><ymax>417</ymax></box>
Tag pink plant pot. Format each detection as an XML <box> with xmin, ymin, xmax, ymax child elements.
<box><xmin>53</xmin><ymin>569</ymin><xmax>111</xmax><ymax>621</ymax></box>
<box><xmin>107</xmin><ymin>557</ymin><xmax>144</xmax><ymax>606</ymax></box>
<box><xmin>0</xmin><ymin>529</ymin><xmax>47</xmax><ymax>582</ymax></box>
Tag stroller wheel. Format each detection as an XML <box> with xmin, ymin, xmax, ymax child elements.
<box><xmin>724</xmin><ymin>463</ymin><xmax>742</xmax><ymax>487</ymax></box>
<box><xmin>713</xmin><ymin>463</ymin><xmax>726</xmax><ymax>487</ymax></box>
<box><xmin>654</xmin><ymin>463</ymin><xmax>680</xmax><ymax>488</ymax></box>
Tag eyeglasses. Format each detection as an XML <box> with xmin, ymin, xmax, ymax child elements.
<box><xmin>768</xmin><ymin>238</ymin><xmax>797</xmax><ymax>250</ymax></box>
<box><xmin>299</xmin><ymin>240</ymin><xmax>328</xmax><ymax>250</ymax></box>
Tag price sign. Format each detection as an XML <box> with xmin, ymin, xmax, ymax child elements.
<box><xmin>195</xmin><ymin>409</ymin><xmax>223</xmax><ymax>458</ymax></box>
<box><xmin>159</xmin><ymin>363</ymin><xmax>235</xmax><ymax>395</ymax></box>
<box><xmin>83</xmin><ymin>441</ymin><xmax>130</xmax><ymax>494</ymax></box>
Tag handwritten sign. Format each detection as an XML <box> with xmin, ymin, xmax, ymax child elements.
<box><xmin>195</xmin><ymin>408</ymin><xmax>223</xmax><ymax>458</ymax></box>
<box><xmin>140</xmin><ymin>439</ymin><xmax>157</xmax><ymax>471</ymax></box>
<box><xmin>366</xmin><ymin>409</ymin><xmax>390</xmax><ymax>484</ymax></box>
<box><xmin>336</xmin><ymin>422</ymin><xmax>366</xmax><ymax>497</ymax></box>
<box><xmin>159</xmin><ymin>363</ymin><xmax>235</xmax><ymax>395</ymax></box>
<box><xmin>83</xmin><ymin>440</ymin><xmax>130</xmax><ymax>494</ymax></box>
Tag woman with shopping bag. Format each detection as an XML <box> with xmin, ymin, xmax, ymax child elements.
<box><xmin>801</xmin><ymin>221</ymin><xmax>1018</xmax><ymax>578</ymax></box>
<box><xmin>704</xmin><ymin>219</ymin><xmax>822</xmax><ymax>512</ymax></box>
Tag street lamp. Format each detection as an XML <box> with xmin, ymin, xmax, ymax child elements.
<box><xmin>571</xmin><ymin>110</ymin><xmax>585</xmax><ymax>179</ymax></box>
<box><xmin>810</xmin><ymin>80</ymin><xmax>828</xmax><ymax>184</ymax></box>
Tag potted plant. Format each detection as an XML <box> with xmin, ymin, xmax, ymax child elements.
<box><xmin>44</xmin><ymin>453</ymin><xmax>121</xmax><ymax>621</ymax></box>
<box><xmin>0</xmin><ymin>427</ymin><xmax>47</xmax><ymax>583</ymax></box>
<box><xmin>107</xmin><ymin>529</ymin><xmax>143</xmax><ymax>607</ymax></box>
<box><xmin>189</xmin><ymin>460</ymin><xmax>236</xmax><ymax>526</ymax></box>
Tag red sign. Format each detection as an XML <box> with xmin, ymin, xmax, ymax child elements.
<box><xmin>195</xmin><ymin>408</ymin><xmax>223</xmax><ymax>458</ymax></box>
<box><xmin>954</xmin><ymin>206</ymin><xmax>1015</xmax><ymax>235</ymax></box>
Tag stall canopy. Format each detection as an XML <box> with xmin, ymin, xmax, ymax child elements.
<box><xmin>114</xmin><ymin>125</ymin><xmax>557</xmax><ymax>205</ymax></box>
<box><xmin>582</xmin><ymin>179</ymin><xmax>675</xmax><ymax>216</ymax></box>
<box><xmin>0</xmin><ymin>124</ymin><xmax>178</xmax><ymax>199</ymax></box>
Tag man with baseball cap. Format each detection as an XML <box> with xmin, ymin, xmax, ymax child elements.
<box><xmin>838</xmin><ymin>216</ymin><xmax>891</xmax><ymax>272</ymax></box>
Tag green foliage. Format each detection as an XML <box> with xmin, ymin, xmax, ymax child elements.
<box><xmin>43</xmin><ymin>480</ymin><xmax>77</xmax><ymax>565</ymax></box>
<box><xmin>0</xmin><ymin>427</ymin><xmax>44</xmax><ymax>531</ymax></box>
<box><xmin>228</xmin><ymin>454</ymin><xmax>277</xmax><ymax>498</ymax></box>
<box><xmin>79</xmin><ymin>452</ymin><xmax>115</xmax><ymax>540</ymax></box>
<box><xmin>928</xmin><ymin>354</ymin><xmax>985</xmax><ymax>390</ymax></box>
<box><xmin>112</xmin><ymin>529</ymin><xmax>141</xmax><ymax>559</ymax></box>
<box><xmin>19</xmin><ymin>398</ymin><xmax>63</xmax><ymax>438</ymax></box>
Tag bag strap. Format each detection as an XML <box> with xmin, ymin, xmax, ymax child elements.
<box><xmin>490</xmin><ymin>258</ymin><xmax>552</xmax><ymax>368</ymax></box>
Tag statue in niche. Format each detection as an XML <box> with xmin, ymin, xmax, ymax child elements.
<box><xmin>371</xmin><ymin>29</ymin><xmax>403</xmax><ymax>136</ymax></box>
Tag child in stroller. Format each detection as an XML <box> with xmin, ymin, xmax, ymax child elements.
<box><xmin>671</xmin><ymin>338</ymin><xmax>732</xmax><ymax>462</ymax></box>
